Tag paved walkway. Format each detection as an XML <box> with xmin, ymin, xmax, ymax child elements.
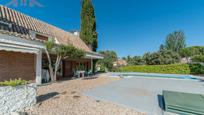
<box><xmin>84</xmin><ymin>77</ymin><xmax>204</xmax><ymax>115</ymax></box>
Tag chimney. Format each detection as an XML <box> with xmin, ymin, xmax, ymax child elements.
<box><xmin>70</xmin><ymin>30</ymin><xmax>80</xmax><ymax>36</ymax></box>
<box><xmin>88</xmin><ymin>44</ymin><xmax>93</xmax><ymax>51</ymax></box>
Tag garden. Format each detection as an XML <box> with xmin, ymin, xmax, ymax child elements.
<box><xmin>98</xmin><ymin>31</ymin><xmax>204</xmax><ymax>75</ymax></box>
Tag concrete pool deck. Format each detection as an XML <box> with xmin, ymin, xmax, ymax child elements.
<box><xmin>84</xmin><ymin>75</ymin><xmax>204</xmax><ymax>115</ymax></box>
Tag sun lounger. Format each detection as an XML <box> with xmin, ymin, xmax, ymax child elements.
<box><xmin>163</xmin><ymin>90</ymin><xmax>204</xmax><ymax>115</ymax></box>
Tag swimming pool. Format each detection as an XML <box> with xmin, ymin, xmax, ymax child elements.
<box><xmin>111</xmin><ymin>72</ymin><xmax>198</xmax><ymax>80</ymax></box>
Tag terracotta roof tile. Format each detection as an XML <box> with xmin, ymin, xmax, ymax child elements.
<box><xmin>0</xmin><ymin>5</ymin><xmax>91</xmax><ymax>52</ymax></box>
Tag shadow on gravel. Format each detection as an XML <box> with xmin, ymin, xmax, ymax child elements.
<box><xmin>83</xmin><ymin>76</ymin><xmax>98</xmax><ymax>80</ymax></box>
<box><xmin>37</xmin><ymin>92</ymin><xmax>60</xmax><ymax>103</ymax></box>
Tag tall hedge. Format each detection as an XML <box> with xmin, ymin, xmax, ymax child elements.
<box><xmin>189</xmin><ymin>64</ymin><xmax>204</xmax><ymax>74</ymax></box>
<box><xmin>119</xmin><ymin>64</ymin><xmax>191</xmax><ymax>74</ymax></box>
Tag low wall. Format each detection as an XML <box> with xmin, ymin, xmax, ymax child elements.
<box><xmin>0</xmin><ymin>84</ymin><xmax>37</xmax><ymax>114</ymax></box>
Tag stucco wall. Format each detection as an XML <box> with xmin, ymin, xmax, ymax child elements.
<box><xmin>0</xmin><ymin>84</ymin><xmax>37</xmax><ymax>114</ymax></box>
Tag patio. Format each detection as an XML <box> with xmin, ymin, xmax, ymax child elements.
<box><xmin>25</xmin><ymin>74</ymin><xmax>144</xmax><ymax>115</ymax></box>
<box><xmin>84</xmin><ymin>76</ymin><xmax>204</xmax><ymax>115</ymax></box>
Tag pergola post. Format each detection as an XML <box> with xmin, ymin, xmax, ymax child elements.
<box><xmin>91</xmin><ymin>58</ymin><xmax>93</xmax><ymax>73</ymax></box>
<box><xmin>36</xmin><ymin>49</ymin><xmax>42</xmax><ymax>85</ymax></box>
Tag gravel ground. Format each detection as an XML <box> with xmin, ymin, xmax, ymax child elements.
<box><xmin>25</xmin><ymin>74</ymin><xmax>145</xmax><ymax>115</ymax></box>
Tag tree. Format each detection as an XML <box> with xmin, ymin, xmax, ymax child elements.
<box><xmin>191</xmin><ymin>55</ymin><xmax>204</xmax><ymax>62</ymax></box>
<box><xmin>180</xmin><ymin>48</ymin><xmax>192</xmax><ymax>58</ymax></box>
<box><xmin>180</xmin><ymin>46</ymin><xmax>204</xmax><ymax>57</ymax></box>
<box><xmin>80</xmin><ymin>0</ymin><xmax>98</xmax><ymax>51</ymax></box>
<box><xmin>124</xmin><ymin>56</ymin><xmax>145</xmax><ymax>65</ymax></box>
<box><xmin>162</xmin><ymin>30</ymin><xmax>186</xmax><ymax>53</ymax></box>
<box><xmin>45</xmin><ymin>39</ymin><xmax>85</xmax><ymax>82</ymax></box>
<box><xmin>124</xmin><ymin>55</ymin><xmax>131</xmax><ymax>64</ymax></box>
<box><xmin>97</xmin><ymin>50</ymin><xmax>117</xmax><ymax>71</ymax></box>
<box><xmin>158</xmin><ymin>50</ymin><xmax>181</xmax><ymax>64</ymax></box>
<box><xmin>143</xmin><ymin>50</ymin><xmax>180</xmax><ymax>65</ymax></box>
<box><xmin>143</xmin><ymin>52</ymin><xmax>152</xmax><ymax>65</ymax></box>
<box><xmin>159</xmin><ymin>44</ymin><xmax>165</xmax><ymax>51</ymax></box>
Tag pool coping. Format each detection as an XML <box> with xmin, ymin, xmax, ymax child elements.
<box><xmin>108</xmin><ymin>72</ymin><xmax>203</xmax><ymax>81</ymax></box>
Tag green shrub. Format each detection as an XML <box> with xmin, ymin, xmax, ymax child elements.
<box><xmin>99</xmin><ymin>65</ymin><xmax>106</xmax><ymax>72</ymax></box>
<box><xmin>0</xmin><ymin>79</ymin><xmax>28</xmax><ymax>87</ymax></box>
<box><xmin>118</xmin><ymin>64</ymin><xmax>191</xmax><ymax>74</ymax></box>
<box><xmin>189</xmin><ymin>63</ymin><xmax>204</xmax><ymax>75</ymax></box>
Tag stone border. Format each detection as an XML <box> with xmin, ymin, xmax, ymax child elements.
<box><xmin>0</xmin><ymin>84</ymin><xmax>37</xmax><ymax>114</ymax></box>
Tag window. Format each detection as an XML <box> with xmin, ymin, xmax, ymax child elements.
<box><xmin>35</xmin><ymin>34</ymin><xmax>48</xmax><ymax>41</ymax></box>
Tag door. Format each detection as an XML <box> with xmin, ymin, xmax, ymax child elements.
<box><xmin>63</xmin><ymin>61</ymin><xmax>73</xmax><ymax>77</ymax></box>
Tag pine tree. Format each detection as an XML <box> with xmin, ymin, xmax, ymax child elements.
<box><xmin>80</xmin><ymin>0</ymin><xmax>97</xmax><ymax>51</ymax></box>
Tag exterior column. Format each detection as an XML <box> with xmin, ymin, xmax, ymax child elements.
<box><xmin>91</xmin><ymin>58</ymin><xmax>93</xmax><ymax>73</ymax></box>
<box><xmin>36</xmin><ymin>49</ymin><xmax>42</xmax><ymax>85</ymax></box>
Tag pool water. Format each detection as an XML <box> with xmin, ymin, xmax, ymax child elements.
<box><xmin>113</xmin><ymin>73</ymin><xmax>198</xmax><ymax>80</ymax></box>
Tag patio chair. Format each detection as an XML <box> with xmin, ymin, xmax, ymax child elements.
<box><xmin>74</xmin><ymin>71</ymin><xmax>80</xmax><ymax>78</ymax></box>
<box><xmin>85</xmin><ymin>70</ymin><xmax>93</xmax><ymax>77</ymax></box>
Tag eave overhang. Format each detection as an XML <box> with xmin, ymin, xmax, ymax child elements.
<box><xmin>0</xmin><ymin>33</ymin><xmax>44</xmax><ymax>54</ymax></box>
<box><xmin>85</xmin><ymin>51</ymin><xmax>104</xmax><ymax>59</ymax></box>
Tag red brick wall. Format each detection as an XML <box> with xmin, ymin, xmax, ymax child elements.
<box><xmin>0</xmin><ymin>51</ymin><xmax>36</xmax><ymax>82</ymax></box>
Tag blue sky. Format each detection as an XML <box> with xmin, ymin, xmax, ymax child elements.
<box><xmin>1</xmin><ymin>0</ymin><xmax>204</xmax><ymax>57</ymax></box>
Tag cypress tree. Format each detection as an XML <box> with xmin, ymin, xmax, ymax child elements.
<box><xmin>80</xmin><ymin>0</ymin><xmax>97</xmax><ymax>51</ymax></box>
